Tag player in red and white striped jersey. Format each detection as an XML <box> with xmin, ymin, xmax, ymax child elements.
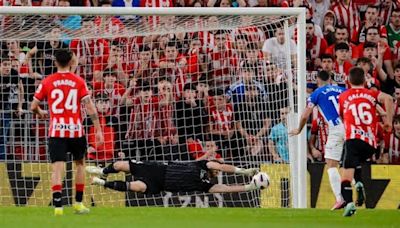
<box><xmin>31</xmin><ymin>49</ymin><xmax>103</xmax><ymax>215</ymax></box>
<box><xmin>338</xmin><ymin>67</ymin><xmax>393</xmax><ymax>216</ymax></box>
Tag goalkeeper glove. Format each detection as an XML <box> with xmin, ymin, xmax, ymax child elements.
<box><xmin>245</xmin><ymin>182</ymin><xmax>259</xmax><ymax>191</ymax></box>
<box><xmin>235</xmin><ymin>167</ymin><xmax>259</xmax><ymax>176</ymax></box>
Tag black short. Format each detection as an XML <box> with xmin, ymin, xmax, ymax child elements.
<box><xmin>48</xmin><ymin>137</ymin><xmax>87</xmax><ymax>163</ymax></box>
<box><xmin>128</xmin><ymin>160</ymin><xmax>166</xmax><ymax>194</ymax></box>
<box><xmin>342</xmin><ymin>139</ymin><xmax>376</xmax><ymax>169</ymax></box>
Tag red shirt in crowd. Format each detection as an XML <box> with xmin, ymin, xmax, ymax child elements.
<box><xmin>93</xmin><ymin>82</ymin><xmax>126</xmax><ymax>115</ymax></box>
<box><xmin>383</xmin><ymin>130</ymin><xmax>400</xmax><ymax>164</ymax></box>
<box><xmin>87</xmin><ymin>115</ymin><xmax>118</xmax><ymax>161</ymax></box>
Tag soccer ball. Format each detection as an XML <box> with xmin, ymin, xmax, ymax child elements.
<box><xmin>252</xmin><ymin>172</ymin><xmax>270</xmax><ymax>189</ymax></box>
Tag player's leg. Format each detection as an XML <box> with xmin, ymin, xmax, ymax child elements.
<box><xmin>70</xmin><ymin>137</ymin><xmax>90</xmax><ymax>214</ymax></box>
<box><xmin>92</xmin><ymin>178</ymin><xmax>147</xmax><ymax>193</ymax></box>
<box><xmin>354</xmin><ymin>165</ymin><xmax>365</xmax><ymax>206</ymax></box>
<box><xmin>341</xmin><ymin>140</ymin><xmax>359</xmax><ymax>217</ymax></box>
<box><xmin>86</xmin><ymin>160</ymin><xmax>131</xmax><ymax>177</ymax></box>
<box><xmin>324</xmin><ymin>126</ymin><xmax>345</xmax><ymax>210</ymax></box>
<box><xmin>48</xmin><ymin>138</ymin><xmax>68</xmax><ymax>216</ymax></box>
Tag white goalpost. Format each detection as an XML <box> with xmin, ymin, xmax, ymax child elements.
<box><xmin>0</xmin><ymin>7</ymin><xmax>307</xmax><ymax>208</ymax></box>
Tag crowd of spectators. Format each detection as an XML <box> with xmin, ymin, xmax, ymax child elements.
<box><xmin>0</xmin><ymin>0</ymin><xmax>399</xmax><ymax>165</ymax></box>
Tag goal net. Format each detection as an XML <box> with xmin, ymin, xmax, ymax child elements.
<box><xmin>0</xmin><ymin>7</ymin><xmax>306</xmax><ymax>208</ymax></box>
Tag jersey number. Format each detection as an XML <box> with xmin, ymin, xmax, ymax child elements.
<box><xmin>348</xmin><ymin>103</ymin><xmax>373</xmax><ymax>125</ymax></box>
<box><xmin>51</xmin><ymin>89</ymin><xmax>78</xmax><ymax>114</ymax></box>
<box><xmin>328</xmin><ymin>95</ymin><xmax>339</xmax><ymax>112</ymax></box>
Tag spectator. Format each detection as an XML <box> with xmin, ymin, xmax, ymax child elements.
<box><xmin>95</xmin><ymin>0</ymin><xmax>125</xmax><ymax>37</ymax></box>
<box><xmin>262</xmin><ymin>25</ymin><xmax>297</xmax><ymax>70</ymax></box>
<box><xmin>0</xmin><ymin>57</ymin><xmax>23</xmax><ymax>160</ymax></box>
<box><xmin>305</xmin><ymin>19</ymin><xmax>328</xmax><ymax>70</ymax></box>
<box><xmin>159</xmin><ymin>41</ymin><xmax>187</xmax><ymax>82</ymax></box>
<box><xmin>54</xmin><ymin>0</ymin><xmax>82</xmax><ymax>45</ymax></box>
<box><xmin>308</xmin><ymin>110</ymin><xmax>328</xmax><ymax>163</ymax></box>
<box><xmin>155</xmin><ymin>79</ymin><xmax>179</xmax><ymax>159</ymax></box>
<box><xmin>226</xmin><ymin>63</ymin><xmax>266</xmax><ymax>104</ymax></box>
<box><xmin>125</xmin><ymin>80</ymin><xmax>162</xmax><ymax>159</ymax></box>
<box><xmin>70</xmin><ymin>17</ymin><xmax>110</xmax><ymax>81</ymax></box>
<box><xmin>96</xmin><ymin>41</ymin><xmax>130</xmax><ymax>86</ymax></box>
<box><xmin>263</xmin><ymin>63</ymin><xmax>289</xmax><ymax>123</ymax></box>
<box><xmin>325</xmin><ymin>25</ymin><xmax>355</xmax><ymax>56</ymax></box>
<box><xmin>27</xmin><ymin>25</ymin><xmax>68</xmax><ymax>76</ymax></box>
<box><xmin>207</xmin><ymin>88</ymin><xmax>235</xmax><ymax>158</ymax></box>
<box><xmin>132</xmin><ymin>45</ymin><xmax>155</xmax><ymax>84</ymax></box>
<box><xmin>93</xmin><ymin>69</ymin><xmax>126</xmax><ymax>115</ymax></box>
<box><xmin>234</xmin><ymin>84</ymin><xmax>271</xmax><ymax>159</ymax></box>
<box><xmin>175</xmin><ymin>83</ymin><xmax>208</xmax><ymax>144</ymax></box>
<box><xmin>355</xmin><ymin>57</ymin><xmax>381</xmax><ymax>90</ymax></box>
<box><xmin>385</xmin><ymin>9</ymin><xmax>400</xmax><ymax>65</ymax></box>
<box><xmin>231</xmin><ymin>16</ymin><xmax>265</xmax><ymax>49</ymax></box>
<box><xmin>187</xmin><ymin>139</ymin><xmax>223</xmax><ymax>162</ymax></box>
<box><xmin>353</xmin><ymin>26</ymin><xmax>394</xmax><ymax>79</ymax></box>
<box><xmin>393</xmin><ymin>64</ymin><xmax>400</xmax><ymax>88</ymax></box>
<box><xmin>383</xmin><ymin>114</ymin><xmax>400</xmax><ymax>164</ymax></box>
<box><xmin>333</xmin><ymin>42</ymin><xmax>353</xmax><ymax>86</ymax></box>
<box><xmin>268</xmin><ymin>106</ymin><xmax>290</xmax><ymax>163</ymax></box>
<box><xmin>309</xmin><ymin>0</ymin><xmax>331</xmax><ymax>27</ymax></box>
<box><xmin>352</xmin><ymin>5</ymin><xmax>384</xmax><ymax>45</ymax></box>
<box><xmin>187</xmin><ymin>34</ymin><xmax>207</xmax><ymax>81</ymax></box>
<box><xmin>321</xmin><ymin>10</ymin><xmax>337</xmax><ymax>46</ymax></box>
<box><xmin>207</xmin><ymin>30</ymin><xmax>237</xmax><ymax>89</ymax></box>
<box><xmin>361</xmin><ymin>42</ymin><xmax>388</xmax><ymax>84</ymax></box>
<box><xmin>330</xmin><ymin>0</ymin><xmax>360</xmax><ymax>36</ymax></box>
<box><xmin>85</xmin><ymin>93</ymin><xmax>120</xmax><ymax>161</ymax></box>
<box><xmin>378</xmin><ymin>0</ymin><xmax>400</xmax><ymax>26</ymax></box>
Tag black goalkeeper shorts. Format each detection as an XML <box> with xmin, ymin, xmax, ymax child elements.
<box><xmin>48</xmin><ymin>137</ymin><xmax>87</xmax><ymax>163</ymax></box>
<box><xmin>342</xmin><ymin>139</ymin><xmax>376</xmax><ymax>169</ymax></box>
<box><xmin>128</xmin><ymin>160</ymin><xmax>166</xmax><ymax>195</ymax></box>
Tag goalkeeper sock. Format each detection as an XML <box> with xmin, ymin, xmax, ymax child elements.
<box><xmin>327</xmin><ymin>167</ymin><xmax>342</xmax><ymax>202</ymax></box>
<box><xmin>75</xmin><ymin>184</ymin><xmax>84</xmax><ymax>203</ymax></box>
<box><xmin>102</xmin><ymin>163</ymin><xmax>119</xmax><ymax>175</ymax></box>
<box><xmin>52</xmin><ymin>185</ymin><xmax>62</xmax><ymax>208</ymax></box>
<box><xmin>341</xmin><ymin>180</ymin><xmax>353</xmax><ymax>204</ymax></box>
<box><xmin>104</xmin><ymin>181</ymin><xmax>130</xmax><ymax>192</ymax></box>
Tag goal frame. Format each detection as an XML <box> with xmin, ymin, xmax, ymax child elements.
<box><xmin>0</xmin><ymin>6</ymin><xmax>307</xmax><ymax>208</ymax></box>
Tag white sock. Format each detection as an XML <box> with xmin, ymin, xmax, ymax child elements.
<box><xmin>327</xmin><ymin>167</ymin><xmax>342</xmax><ymax>202</ymax></box>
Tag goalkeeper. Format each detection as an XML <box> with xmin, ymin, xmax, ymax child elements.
<box><xmin>86</xmin><ymin>160</ymin><xmax>260</xmax><ymax>194</ymax></box>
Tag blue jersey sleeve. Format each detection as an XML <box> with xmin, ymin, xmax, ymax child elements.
<box><xmin>307</xmin><ymin>89</ymin><xmax>320</xmax><ymax>107</ymax></box>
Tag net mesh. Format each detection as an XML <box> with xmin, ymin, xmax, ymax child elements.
<box><xmin>0</xmin><ymin>13</ymin><xmax>298</xmax><ymax>208</ymax></box>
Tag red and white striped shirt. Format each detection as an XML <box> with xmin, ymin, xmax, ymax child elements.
<box><xmin>384</xmin><ymin>131</ymin><xmax>400</xmax><ymax>164</ymax></box>
<box><xmin>378</xmin><ymin>1</ymin><xmax>400</xmax><ymax>26</ymax></box>
<box><xmin>209</xmin><ymin>104</ymin><xmax>234</xmax><ymax>132</ymax></box>
<box><xmin>331</xmin><ymin>0</ymin><xmax>361</xmax><ymax>36</ymax></box>
<box><xmin>310</xmin><ymin>110</ymin><xmax>329</xmax><ymax>154</ymax></box>
<box><xmin>339</xmin><ymin>88</ymin><xmax>380</xmax><ymax>148</ymax></box>
<box><xmin>34</xmin><ymin>72</ymin><xmax>89</xmax><ymax>138</ymax></box>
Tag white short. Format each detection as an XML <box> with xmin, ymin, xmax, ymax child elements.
<box><xmin>324</xmin><ymin>123</ymin><xmax>345</xmax><ymax>161</ymax></box>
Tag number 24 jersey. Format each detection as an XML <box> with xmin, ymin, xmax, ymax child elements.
<box><xmin>34</xmin><ymin>72</ymin><xmax>90</xmax><ymax>138</ymax></box>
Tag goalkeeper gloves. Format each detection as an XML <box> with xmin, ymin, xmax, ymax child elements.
<box><xmin>235</xmin><ymin>167</ymin><xmax>259</xmax><ymax>177</ymax></box>
<box><xmin>245</xmin><ymin>182</ymin><xmax>259</xmax><ymax>191</ymax></box>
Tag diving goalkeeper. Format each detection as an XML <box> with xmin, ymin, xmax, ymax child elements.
<box><xmin>86</xmin><ymin>160</ymin><xmax>261</xmax><ymax>194</ymax></box>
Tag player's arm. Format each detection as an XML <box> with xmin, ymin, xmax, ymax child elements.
<box><xmin>378</xmin><ymin>92</ymin><xmax>394</xmax><ymax>131</ymax></box>
<box><xmin>82</xmin><ymin>96</ymin><xmax>104</xmax><ymax>145</ymax></box>
<box><xmin>208</xmin><ymin>184</ymin><xmax>251</xmax><ymax>193</ymax></box>
<box><xmin>206</xmin><ymin>161</ymin><xmax>258</xmax><ymax>176</ymax></box>
<box><xmin>289</xmin><ymin>105</ymin><xmax>313</xmax><ymax>136</ymax></box>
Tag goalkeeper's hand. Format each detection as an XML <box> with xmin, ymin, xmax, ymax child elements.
<box><xmin>235</xmin><ymin>168</ymin><xmax>259</xmax><ymax>177</ymax></box>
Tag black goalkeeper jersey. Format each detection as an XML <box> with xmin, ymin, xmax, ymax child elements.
<box><xmin>163</xmin><ymin>160</ymin><xmax>214</xmax><ymax>193</ymax></box>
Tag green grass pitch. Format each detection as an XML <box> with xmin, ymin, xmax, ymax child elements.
<box><xmin>0</xmin><ymin>207</ymin><xmax>398</xmax><ymax>228</ymax></box>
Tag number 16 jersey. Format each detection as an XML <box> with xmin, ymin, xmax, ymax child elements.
<box><xmin>33</xmin><ymin>72</ymin><xmax>90</xmax><ymax>138</ymax></box>
<box><xmin>338</xmin><ymin>88</ymin><xmax>380</xmax><ymax>148</ymax></box>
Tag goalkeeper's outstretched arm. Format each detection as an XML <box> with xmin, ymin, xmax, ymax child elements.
<box><xmin>208</xmin><ymin>183</ymin><xmax>259</xmax><ymax>193</ymax></box>
<box><xmin>206</xmin><ymin>161</ymin><xmax>258</xmax><ymax>176</ymax></box>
